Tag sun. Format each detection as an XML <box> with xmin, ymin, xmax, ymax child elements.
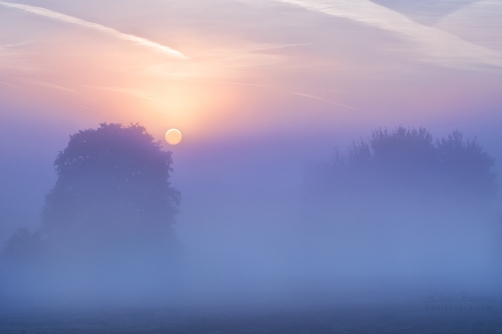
<box><xmin>165</xmin><ymin>128</ymin><xmax>182</xmax><ymax>145</ymax></box>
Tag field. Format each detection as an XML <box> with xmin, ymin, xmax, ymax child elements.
<box><xmin>1</xmin><ymin>304</ymin><xmax>500</xmax><ymax>333</ymax></box>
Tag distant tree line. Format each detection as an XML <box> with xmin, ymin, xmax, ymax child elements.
<box><xmin>305</xmin><ymin>127</ymin><xmax>496</xmax><ymax>206</ymax></box>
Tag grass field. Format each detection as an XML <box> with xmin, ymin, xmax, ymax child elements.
<box><xmin>1</xmin><ymin>303</ymin><xmax>500</xmax><ymax>333</ymax></box>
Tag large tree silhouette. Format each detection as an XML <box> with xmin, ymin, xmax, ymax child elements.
<box><xmin>41</xmin><ymin>123</ymin><xmax>181</xmax><ymax>250</ymax></box>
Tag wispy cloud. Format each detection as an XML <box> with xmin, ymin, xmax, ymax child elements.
<box><xmin>85</xmin><ymin>86</ymin><xmax>167</xmax><ymax>104</ymax></box>
<box><xmin>0</xmin><ymin>43</ymin><xmax>34</xmax><ymax>72</ymax></box>
<box><xmin>25</xmin><ymin>79</ymin><xmax>76</xmax><ymax>93</ymax></box>
<box><xmin>142</xmin><ymin>44</ymin><xmax>285</xmax><ymax>81</ymax></box>
<box><xmin>289</xmin><ymin>91</ymin><xmax>357</xmax><ymax>110</ymax></box>
<box><xmin>273</xmin><ymin>0</ymin><xmax>502</xmax><ymax>68</ymax></box>
<box><xmin>247</xmin><ymin>43</ymin><xmax>310</xmax><ymax>52</ymax></box>
<box><xmin>141</xmin><ymin>75</ymin><xmax>357</xmax><ymax>110</ymax></box>
<box><xmin>0</xmin><ymin>1</ymin><xmax>188</xmax><ymax>59</ymax></box>
<box><xmin>436</xmin><ymin>0</ymin><xmax>502</xmax><ymax>54</ymax></box>
<box><xmin>0</xmin><ymin>80</ymin><xmax>25</xmax><ymax>91</ymax></box>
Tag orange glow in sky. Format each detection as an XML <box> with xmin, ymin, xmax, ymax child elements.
<box><xmin>0</xmin><ymin>0</ymin><xmax>501</xmax><ymax>143</ymax></box>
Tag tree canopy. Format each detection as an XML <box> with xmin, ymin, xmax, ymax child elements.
<box><xmin>41</xmin><ymin>123</ymin><xmax>181</xmax><ymax>248</ymax></box>
<box><xmin>306</xmin><ymin>127</ymin><xmax>496</xmax><ymax>205</ymax></box>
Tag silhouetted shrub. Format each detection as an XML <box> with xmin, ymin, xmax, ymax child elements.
<box><xmin>2</xmin><ymin>227</ymin><xmax>46</xmax><ymax>263</ymax></box>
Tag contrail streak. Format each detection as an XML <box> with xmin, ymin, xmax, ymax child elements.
<box><xmin>158</xmin><ymin>77</ymin><xmax>357</xmax><ymax>110</ymax></box>
<box><xmin>0</xmin><ymin>1</ymin><xmax>188</xmax><ymax>59</ymax></box>
<box><xmin>25</xmin><ymin>79</ymin><xmax>76</xmax><ymax>93</ymax></box>
<box><xmin>274</xmin><ymin>0</ymin><xmax>502</xmax><ymax>69</ymax></box>
<box><xmin>86</xmin><ymin>86</ymin><xmax>167</xmax><ymax>103</ymax></box>
<box><xmin>289</xmin><ymin>91</ymin><xmax>357</xmax><ymax>110</ymax></box>
<box><xmin>0</xmin><ymin>80</ymin><xmax>25</xmax><ymax>90</ymax></box>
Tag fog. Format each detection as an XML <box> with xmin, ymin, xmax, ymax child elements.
<box><xmin>1</xmin><ymin>124</ymin><xmax>500</xmax><ymax>313</ymax></box>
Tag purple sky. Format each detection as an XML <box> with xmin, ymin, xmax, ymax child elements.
<box><xmin>1</xmin><ymin>0</ymin><xmax>501</xmax><ymax>138</ymax></box>
<box><xmin>1</xmin><ymin>0</ymin><xmax>502</xmax><ymax>250</ymax></box>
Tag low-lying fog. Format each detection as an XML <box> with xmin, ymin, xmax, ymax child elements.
<box><xmin>1</xmin><ymin>125</ymin><xmax>501</xmax><ymax>310</ymax></box>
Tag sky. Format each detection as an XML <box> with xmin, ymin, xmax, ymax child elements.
<box><xmin>1</xmin><ymin>0</ymin><xmax>501</xmax><ymax>136</ymax></box>
<box><xmin>1</xmin><ymin>0</ymin><xmax>502</xmax><ymax>307</ymax></box>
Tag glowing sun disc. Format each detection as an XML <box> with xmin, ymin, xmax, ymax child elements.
<box><xmin>165</xmin><ymin>128</ymin><xmax>182</xmax><ymax>145</ymax></box>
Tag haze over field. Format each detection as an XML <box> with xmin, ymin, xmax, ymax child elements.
<box><xmin>1</xmin><ymin>0</ymin><xmax>502</xmax><ymax>314</ymax></box>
